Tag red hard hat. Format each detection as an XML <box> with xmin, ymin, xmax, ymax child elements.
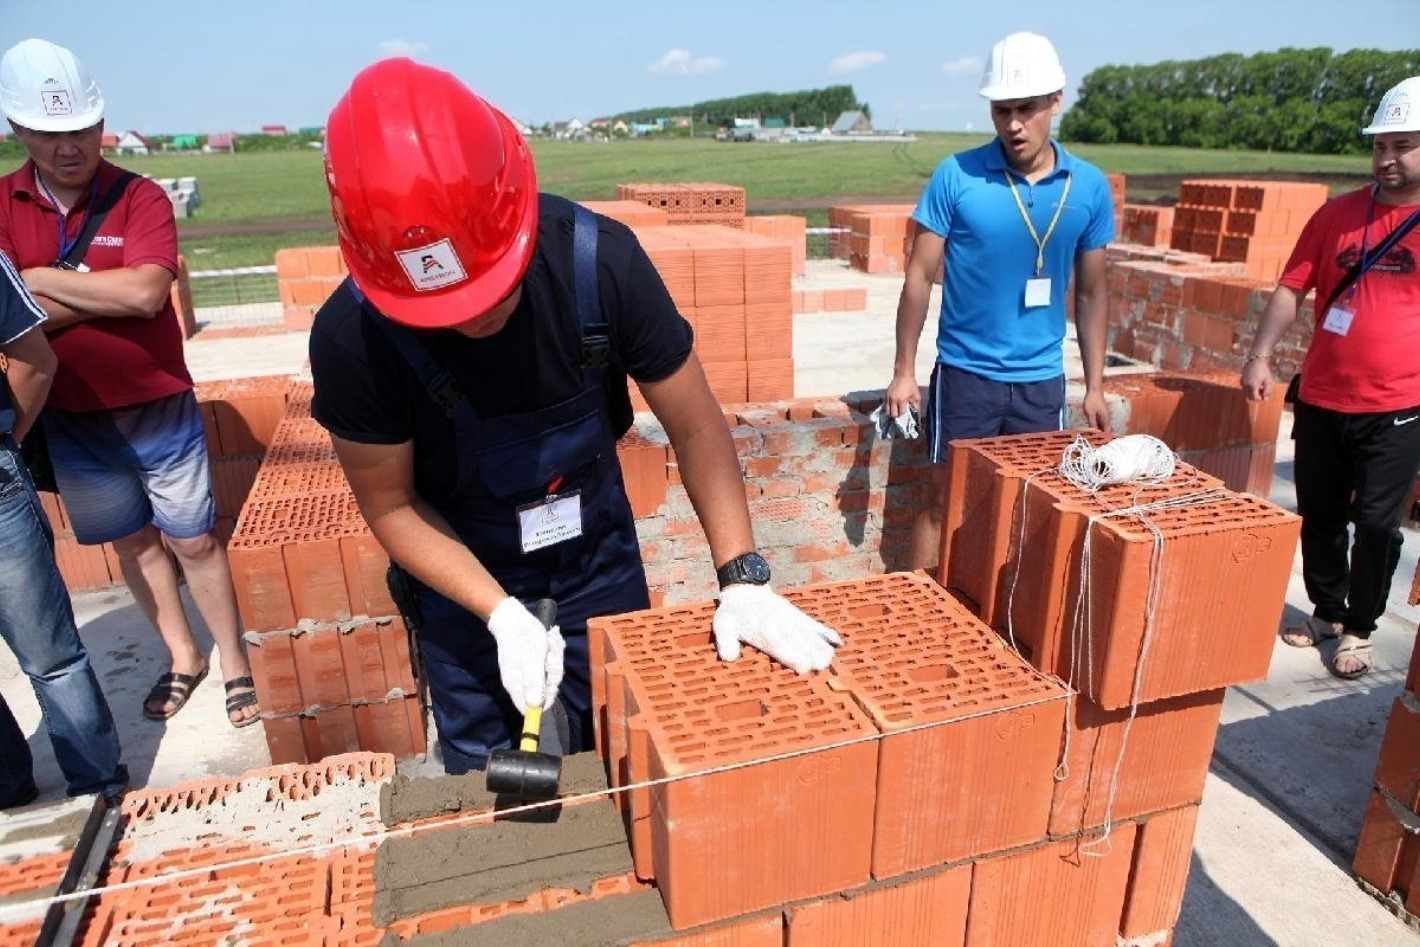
<box><xmin>324</xmin><ymin>58</ymin><xmax>538</xmax><ymax>329</ymax></box>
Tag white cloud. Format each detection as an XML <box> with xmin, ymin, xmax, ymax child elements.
<box><xmin>649</xmin><ymin>49</ymin><xmax>725</xmax><ymax>75</ymax></box>
<box><xmin>941</xmin><ymin>56</ymin><xmax>982</xmax><ymax>76</ymax></box>
<box><xmin>380</xmin><ymin>39</ymin><xmax>428</xmax><ymax>58</ymax></box>
<box><xmin>829</xmin><ymin>51</ymin><xmax>886</xmax><ymax>74</ymax></box>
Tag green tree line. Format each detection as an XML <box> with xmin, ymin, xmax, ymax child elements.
<box><xmin>1061</xmin><ymin>47</ymin><xmax>1420</xmax><ymax>154</ymax></box>
<box><xmin>614</xmin><ymin>84</ymin><xmax>868</xmax><ymax>130</ymax></box>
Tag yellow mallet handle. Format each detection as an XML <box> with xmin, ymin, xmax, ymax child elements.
<box><xmin>519</xmin><ymin>705</ymin><xmax>543</xmax><ymax>753</ymax></box>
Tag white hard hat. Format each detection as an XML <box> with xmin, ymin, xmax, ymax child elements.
<box><xmin>0</xmin><ymin>38</ymin><xmax>104</xmax><ymax>132</ymax></box>
<box><xmin>979</xmin><ymin>31</ymin><xmax>1066</xmax><ymax>101</ymax></box>
<box><xmin>1362</xmin><ymin>76</ymin><xmax>1420</xmax><ymax>135</ymax></box>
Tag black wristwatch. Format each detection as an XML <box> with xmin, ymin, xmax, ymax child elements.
<box><xmin>716</xmin><ymin>551</ymin><xmax>772</xmax><ymax>589</ymax></box>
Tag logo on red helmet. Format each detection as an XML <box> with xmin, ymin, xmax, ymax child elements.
<box><xmin>396</xmin><ymin>239</ymin><xmax>467</xmax><ymax>292</ymax></box>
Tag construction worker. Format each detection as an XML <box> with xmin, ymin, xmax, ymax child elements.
<box><xmin>884</xmin><ymin>31</ymin><xmax>1114</xmax><ymax>571</ymax></box>
<box><xmin>0</xmin><ymin>38</ymin><xmax>259</xmax><ymax>727</ymax></box>
<box><xmin>1242</xmin><ymin>76</ymin><xmax>1420</xmax><ymax>680</ymax></box>
<box><xmin>308</xmin><ymin>59</ymin><xmax>841</xmax><ymax>774</ymax></box>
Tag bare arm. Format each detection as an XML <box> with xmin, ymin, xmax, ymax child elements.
<box><xmin>330</xmin><ymin>434</ymin><xmax>509</xmax><ymax>621</ymax></box>
<box><xmin>22</xmin><ymin>264</ymin><xmax>174</xmax><ymax>330</ymax></box>
<box><xmin>1073</xmin><ymin>247</ymin><xmax>1109</xmax><ymax>428</ymax></box>
<box><xmin>885</xmin><ymin>223</ymin><xmax>945</xmax><ymax>417</ymax></box>
<box><xmin>639</xmin><ymin>351</ymin><xmax>756</xmax><ymax>569</ymax></box>
<box><xmin>2</xmin><ymin>327</ymin><xmax>56</xmax><ymax>443</ymax></box>
<box><xmin>1241</xmin><ymin>284</ymin><xmax>1302</xmax><ymax>402</ymax></box>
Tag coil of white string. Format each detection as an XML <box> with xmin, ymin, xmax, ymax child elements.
<box><xmin>1058</xmin><ymin>433</ymin><xmax>1178</xmax><ymax>492</ymax></box>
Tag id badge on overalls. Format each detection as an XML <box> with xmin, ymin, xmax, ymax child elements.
<box><xmin>516</xmin><ymin>491</ymin><xmax>583</xmax><ymax>553</ymax></box>
<box><xmin>1024</xmin><ymin>277</ymin><xmax>1052</xmax><ymax>308</ymax></box>
<box><xmin>1321</xmin><ymin>306</ymin><xmax>1354</xmax><ymax>336</ymax></box>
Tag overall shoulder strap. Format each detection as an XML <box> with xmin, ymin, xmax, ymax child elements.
<box><xmin>572</xmin><ymin>203</ymin><xmax>610</xmax><ymax>376</ymax></box>
<box><xmin>353</xmin><ymin>279</ymin><xmax>474</xmax><ymax>420</ymax></box>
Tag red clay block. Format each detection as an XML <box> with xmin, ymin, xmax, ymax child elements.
<box><xmin>1353</xmin><ymin>789</ymin><xmax>1410</xmax><ymax>896</ymax></box>
<box><xmin>635</xmin><ymin>910</ymin><xmax>784</xmax><ymax>946</ymax></box>
<box><xmin>1003</xmin><ymin>462</ymin><xmax>1297</xmax><ymax>709</ymax></box>
<box><xmin>339</xmin><ymin>533</ymin><xmax>396</xmax><ymax>618</ymax></box>
<box><xmin>828</xmin><ymin>574</ymin><xmax>1069</xmax><ymax>876</ymax></box>
<box><xmin>285</xmin><ymin>538</ymin><xmax>354</xmax><ymax>623</ymax></box>
<box><xmin>1121</xmin><ymin>805</ymin><xmax>1200</xmax><ymax>938</ymax></box>
<box><xmin>228</xmin><ymin>542</ymin><xmax>298</xmax><ymax>632</ymax></box>
<box><xmin>1376</xmin><ymin>693</ymin><xmax>1420</xmax><ymax>810</ymax></box>
<box><xmin>596</xmin><ymin>595</ymin><xmax>878</xmax><ymax>929</ymax></box>
<box><xmin>1050</xmin><ymin>690</ymin><xmax>1224</xmax><ymax>838</ymax></box>
<box><xmin>967</xmin><ymin>823</ymin><xmax>1138</xmax><ymax>947</ymax></box>
<box><xmin>786</xmin><ymin>862</ymin><xmax>970</xmax><ymax>947</ymax></box>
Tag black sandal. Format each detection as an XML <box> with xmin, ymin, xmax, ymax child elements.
<box><xmin>142</xmin><ymin>666</ymin><xmax>209</xmax><ymax>721</ymax></box>
<box><xmin>224</xmin><ymin>676</ymin><xmax>261</xmax><ymax>729</ymax></box>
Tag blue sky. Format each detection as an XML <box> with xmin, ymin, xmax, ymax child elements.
<box><xmin>5</xmin><ymin>1</ymin><xmax>1414</xmax><ymax>134</ymax></box>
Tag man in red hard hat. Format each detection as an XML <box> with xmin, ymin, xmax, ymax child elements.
<box><xmin>310</xmin><ymin>58</ymin><xmax>841</xmax><ymax>773</ymax></box>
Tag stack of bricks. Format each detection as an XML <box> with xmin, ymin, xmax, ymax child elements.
<box><xmin>1119</xmin><ymin>205</ymin><xmax>1176</xmax><ymax>248</ymax></box>
<box><xmin>841</xmin><ymin>205</ymin><xmax>916</xmax><ymax>274</ymax></box>
<box><xmin>1167</xmin><ymin>180</ymin><xmax>1328</xmax><ymax>283</ymax></box>
<box><xmin>931</xmin><ymin>430</ymin><xmax>1300</xmax><ymax>939</ymax></box>
<box><xmin>580</xmin><ymin>570</ymin><xmax>1206</xmax><ymax>944</ymax></box>
<box><xmin>633</xmin><ymin>224</ymin><xmax>793</xmax><ymax>406</ymax></box>
<box><xmin>274</xmin><ymin>246</ymin><xmax>348</xmax><ymax>332</ymax></box>
<box><xmin>827</xmin><ymin>203</ymin><xmax>915</xmax><ymax>261</ymax></box>
<box><xmin>227</xmin><ymin>383</ymin><xmax>426</xmax><ymax>764</ymax></box>
<box><xmin>615</xmin><ymin>183</ymin><xmax>746</xmax><ymax>229</ymax></box>
<box><xmin>1353</xmin><ymin>565</ymin><xmax>1420</xmax><ymax>920</ymax></box>
<box><xmin>1096</xmin><ymin>370</ymin><xmax>1287</xmax><ymax>497</ymax></box>
<box><xmin>741</xmin><ymin>214</ymin><xmax>807</xmax><ymax>275</ymax></box>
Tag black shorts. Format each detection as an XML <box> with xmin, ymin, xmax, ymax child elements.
<box><xmin>925</xmin><ymin>363</ymin><xmax>1065</xmax><ymax>462</ymax></box>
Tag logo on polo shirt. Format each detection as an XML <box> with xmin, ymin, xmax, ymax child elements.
<box><xmin>396</xmin><ymin>239</ymin><xmax>467</xmax><ymax>292</ymax></box>
<box><xmin>91</xmin><ymin>236</ymin><xmax>123</xmax><ymax>247</ymax></box>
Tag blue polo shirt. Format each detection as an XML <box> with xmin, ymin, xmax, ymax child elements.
<box><xmin>0</xmin><ymin>251</ymin><xmax>47</xmax><ymax>437</ymax></box>
<box><xmin>913</xmin><ymin>139</ymin><xmax>1114</xmax><ymax>382</ymax></box>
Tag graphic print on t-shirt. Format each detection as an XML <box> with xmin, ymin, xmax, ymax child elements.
<box><xmin>1336</xmin><ymin>240</ymin><xmax>1416</xmax><ymax>277</ymax></box>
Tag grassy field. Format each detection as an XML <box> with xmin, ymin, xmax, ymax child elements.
<box><xmin>2</xmin><ymin>134</ymin><xmax>1372</xmax><ymax>273</ymax></box>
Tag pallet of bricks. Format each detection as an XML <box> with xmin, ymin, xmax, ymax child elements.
<box><xmin>1167</xmin><ymin>180</ymin><xmax>1328</xmax><ymax>283</ymax></box>
<box><xmin>1352</xmin><ymin>559</ymin><xmax>1420</xmax><ymax>922</ymax></box>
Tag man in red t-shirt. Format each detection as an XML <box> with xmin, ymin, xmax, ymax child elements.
<box><xmin>0</xmin><ymin>38</ymin><xmax>257</xmax><ymax>725</ymax></box>
<box><xmin>1242</xmin><ymin>76</ymin><xmax>1420</xmax><ymax>680</ymax></box>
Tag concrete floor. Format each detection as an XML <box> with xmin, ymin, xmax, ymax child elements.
<box><xmin>2</xmin><ymin>260</ymin><xmax>1417</xmax><ymax>944</ymax></box>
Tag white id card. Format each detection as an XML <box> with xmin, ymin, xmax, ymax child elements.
<box><xmin>516</xmin><ymin>492</ymin><xmax>583</xmax><ymax>553</ymax></box>
<box><xmin>1321</xmin><ymin>306</ymin><xmax>1354</xmax><ymax>336</ymax></box>
<box><xmin>1024</xmin><ymin>277</ymin><xmax>1052</xmax><ymax>309</ymax></box>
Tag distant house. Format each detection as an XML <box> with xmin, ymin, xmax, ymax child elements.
<box><xmin>116</xmin><ymin>131</ymin><xmax>150</xmax><ymax>156</ymax></box>
<box><xmin>830</xmin><ymin>110</ymin><xmax>873</xmax><ymax>135</ymax></box>
<box><xmin>612</xmin><ymin>119</ymin><xmax>628</xmax><ymax>135</ymax></box>
<box><xmin>260</xmin><ymin>124</ymin><xmax>287</xmax><ymax>136</ymax></box>
<box><xmin>204</xmin><ymin>132</ymin><xmax>235</xmax><ymax>153</ymax></box>
<box><xmin>170</xmin><ymin>134</ymin><xmax>199</xmax><ymax>151</ymax></box>
<box><xmin>100</xmin><ymin>133</ymin><xmax>120</xmax><ymax>155</ymax></box>
<box><xmin>297</xmin><ymin>126</ymin><xmax>324</xmax><ymax>138</ymax></box>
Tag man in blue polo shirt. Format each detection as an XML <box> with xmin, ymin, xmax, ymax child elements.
<box><xmin>884</xmin><ymin>30</ymin><xmax>1114</xmax><ymax>571</ymax></box>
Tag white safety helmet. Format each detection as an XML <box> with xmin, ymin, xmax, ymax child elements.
<box><xmin>979</xmin><ymin>31</ymin><xmax>1066</xmax><ymax>101</ymax></box>
<box><xmin>0</xmin><ymin>38</ymin><xmax>104</xmax><ymax>132</ymax></box>
<box><xmin>1362</xmin><ymin>76</ymin><xmax>1420</xmax><ymax>135</ymax></box>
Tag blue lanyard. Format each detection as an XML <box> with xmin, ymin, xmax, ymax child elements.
<box><xmin>1344</xmin><ymin>186</ymin><xmax>1381</xmax><ymax>305</ymax></box>
<box><xmin>33</xmin><ymin>170</ymin><xmax>98</xmax><ymax>264</ymax></box>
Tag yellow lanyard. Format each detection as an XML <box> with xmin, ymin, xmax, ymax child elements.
<box><xmin>1005</xmin><ymin>169</ymin><xmax>1071</xmax><ymax>276</ymax></box>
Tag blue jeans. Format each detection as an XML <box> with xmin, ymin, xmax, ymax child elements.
<box><xmin>0</xmin><ymin>439</ymin><xmax>127</xmax><ymax>800</ymax></box>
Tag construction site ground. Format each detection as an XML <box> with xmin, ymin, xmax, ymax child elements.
<box><xmin>2</xmin><ymin>260</ymin><xmax>1416</xmax><ymax>945</ymax></box>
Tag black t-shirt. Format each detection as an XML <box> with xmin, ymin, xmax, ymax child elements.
<box><xmin>309</xmin><ymin>195</ymin><xmax>693</xmax><ymax>497</ymax></box>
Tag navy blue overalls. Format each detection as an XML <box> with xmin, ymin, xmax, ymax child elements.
<box><xmin>366</xmin><ymin>203</ymin><xmax>651</xmax><ymax>773</ymax></box>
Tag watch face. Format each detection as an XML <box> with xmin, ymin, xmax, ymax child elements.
<box><xmin>739</xmin><ymin>553</ymin><xmax>771</xmax><ymax>584</ymax></box>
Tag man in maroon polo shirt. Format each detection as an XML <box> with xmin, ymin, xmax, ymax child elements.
<box><xmin>0</xmin><ymin>38</ymin><xmax>257</xmax><ymax>727</ymax></box>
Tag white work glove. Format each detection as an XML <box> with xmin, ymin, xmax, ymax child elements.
<box><xmin>711</xmin><ymin>584</ymin><xmax>842</xmax><ymax>674</ymax></box>
<box><xmin>487</xmin><ymin>597</ymin><xmax>566</xmax><ymax>710</ymax></box>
